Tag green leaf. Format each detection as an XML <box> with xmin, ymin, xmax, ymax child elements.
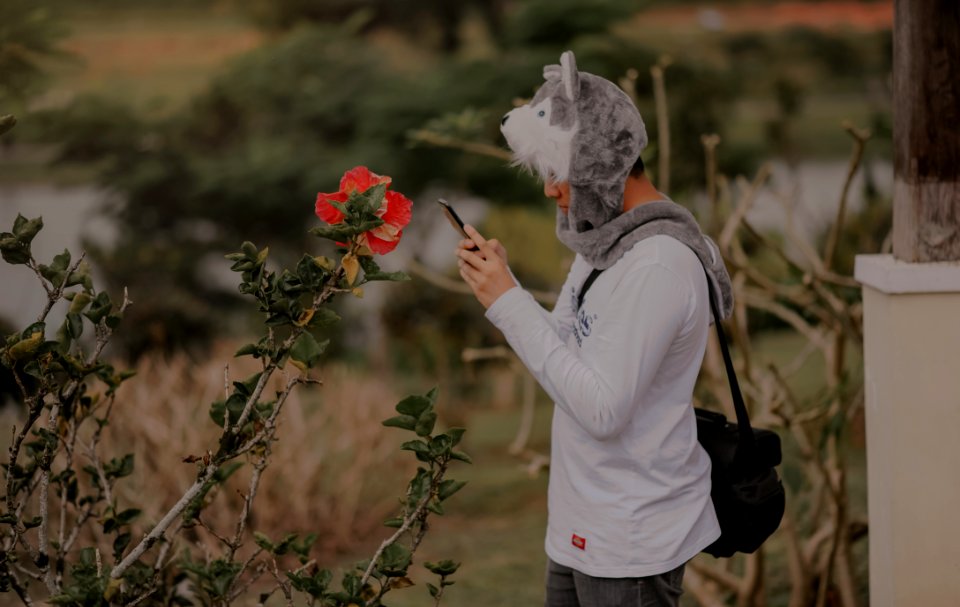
<box><xmin>400</xmin><ymin>440</ymin><xmax>430</xmax><ymax>457</ymax></box>
<box><xmin>395</xmin><ymin>395</ymin><xmax>431</xmax><ymax>418</ymax></box>
<box><xmin>116</xmin><ymin>508</ymin><xmax>141</xmax><ymax>524</ymax></box>
<box><xmin>253</xmin><ymin>531</ymin><xmax>274</xmax><ymax>552</ymax></box>
<box><xmin>0</xmin><ymin>233</ymin><xmax>30</xmax><ymax>265</ymax></box>
<box><xmin>234</xmin><ymin>342</ymin><xmax>259</xmax><ymax>358</ymax></box>
<box><xmin>12</xmin><ymin>215</ymin><xmax>43</xmax><ymax>244</ymax></box>
<box><xmin>425</xmin><ymin>560</ymin><xmax>461</xmax><ymax>576</ymax></box>
<box><xmin>415</xmin><ymin>411</ymin><xmax>438</xmax><ymax>437</ymax></box>
<box><xmin>378</xmin><ymin>542</ymin><xmax>412</xmax><ymax>576</ymax></box>
<box><xmin>113</xmin><ymin>531</ymin><xmax>132</xmax><ymax>560</ymax></box>
<box><xmin>83</xmin><ymin>292</ymin><xmax>112</xmax><ymax>324</ymax></box>
<box><xmin>0</xmin><ymin>114</ymin><xmax>16</xmax><ymax>136</ymax></box>
<box><xmin>357</xmin><ymin>255</ymin><xmax>409</xmax><ymax>282</ymax></box>
<box><xmin>308</xmin><ymin>307</ymin><xmax>340</xmax><ymax>329</ymax></box>
<box><xmin>39</xmin><ymin>249</ymin><xmax>70</xmax><ymax>285</ymax></box>
<box><xmin>446</xmin><ymin>427</ymin><xmax>466</xmax><ymax>447</ymax></box>
<box><xmin>350</xmin><ymin>182</ymin><xmax>388</xmax><ymax>215</ymax></box>
<box><xmin>450</xmin><ymin>450</ymin><xmax>473</xmax><ymax>464</ymax></box>
<box><xmin>382</xmin><ymin>415</ymin><xmax>417</xmax><ymax>431</ymax></box>
<box><xmin>289</xmin><ymin>332</ymin><xmax>327</xmax><ymax>371</ymax></box>
<box><xmin>383</xmin><ymin>517</ymin><xmax>403</xmax><ymax>528</ymax></box>
<box><xmin>428</xmin><ymin>582</ymin><xmax>440</xmax><ymax>598</ymax></box>
<box><xmin>438</xmin><ymin>479</ymin><xmax>467</xmax><ymax>501</ymax></box>
<box><xmin>425</xmin><ymin>386</ymin><xmax>440</xmax><ymax>404</ymax></box>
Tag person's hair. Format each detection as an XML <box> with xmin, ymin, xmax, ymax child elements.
<box><xmin>629</xmin><ymin>154</ymin><xmax>645</xmax><ymax>177</ymax></box>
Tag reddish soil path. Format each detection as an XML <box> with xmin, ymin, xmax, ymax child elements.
<box><xmin>640</xmin><ymin>1</ymin><xmax>893</xmax><ymax>31</ymax></box>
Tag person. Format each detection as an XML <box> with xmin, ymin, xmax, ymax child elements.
<box><xmin>454</xmin><ymin>51</ymin><xmax>734</xmax><ymax>607</ymax></box>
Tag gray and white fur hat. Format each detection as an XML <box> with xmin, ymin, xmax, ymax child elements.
<box><xmin>500</xmin><ymin>50</ymin><xmax>734</xmax><ymax>319</ymax></box>
<box><xmin>500</xmin><ymin>50</ymin><xmax>647</xmax><ymax>234</ymax></box>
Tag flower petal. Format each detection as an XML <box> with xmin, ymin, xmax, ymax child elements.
<box><xmin>315</xmin><ymin>191</ymin><xmax>348</xmax><ymax>224</ymax></box>
<box><xmin>340</xmin><ymin>166</ymin><xmax>392</xmax><ymax>194</ymax></box>
<box><xmin>381</xmin><ymin>190</ymin><xmax>413</xmax><ymax>230</ymax></box>
<box><xmin>365</xmin><ymin>230</ymin><xmax>402</xmax><ymax>255</ymax></box>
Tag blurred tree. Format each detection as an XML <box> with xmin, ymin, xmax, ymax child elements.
<box><xmin>0</xmin><ymin>0</ymin><xmax>69</xmax><ymax>112</ymax></box>
<box><xmin>38</xmin><ymin>2</ymin><xmax>755</xmax><ymax>357</ymax></box>
<box><xmin>244</xmin><ymin>0</ymin><xmax>506</xmax><ymax>52</ymax></box>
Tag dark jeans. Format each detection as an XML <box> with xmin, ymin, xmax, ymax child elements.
<box><xmin>544</xmin><ymin>558</ymin><xmax>685</xmax><ymax>607</ymax></box>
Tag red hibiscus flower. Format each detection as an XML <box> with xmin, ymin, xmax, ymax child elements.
<box><xmin>314</xmin><ymin>166</ymin><xmax>412</xmax><ymax>255</ymax></box>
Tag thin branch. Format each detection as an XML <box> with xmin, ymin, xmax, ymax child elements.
<box><xmin>110</xmin><ymin>463</ymin><xmax>220</xmax><ymax>579</ymax></box>
<box><xmin>360</xmin><ymin>461</ymin><xmax>449</xmax><ymax>587</ymax></box>
<box><xmin>408</xmin><ymin>258</ymin><xmax>558</xmax><ymax>306</ymax></box>
<box><xmin>407</xmin><ymin>130</ymin><xmax>512</xmax><ymax>162</ymax></box>
<box><xmin>823</xmin><ymin>123</ymin><xmax>871</xmax><ymax>272</ymax></box>
<box><xmin>688</xmin><ymin>559</ymin><xmax>742</xmax><ymax>593</ymax></box>
<box><xmin>650</xmin><ymin>56</ymin><xmax>673</xmax><ymax>193</ymax></box>
<box><xmin>31</xmin><ymin>252</ymin><xmax>87</xmax><ymax>324</ymax></box>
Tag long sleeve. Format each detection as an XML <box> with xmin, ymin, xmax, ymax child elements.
<box><xmin>485</xmin><ymin>263</ymin><xmax>689</xmax><ymax>441</ymax></box>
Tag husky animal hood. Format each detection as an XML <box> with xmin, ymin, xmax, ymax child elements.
<box><xmin>500</xmin><ymin>51</ymin><xmax>646</xmax><ymax>234</ymax></box>
<box><xmin>500</xmin><ymin>50</ymin><xmax>734</xmax><ymax>319</ymax></box>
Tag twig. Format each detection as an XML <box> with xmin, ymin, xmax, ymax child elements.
<box><xmin>823</xmin><ymin>123</ymin><xmax>871</xmax><ymax>272</ymax></box>
<box><xmin>360</xmin><ymin>461</ymin><xmax>449</xmax><ymax>586</ymax></box>
<box><xmin>407</xmin><ymin>129</ymin><xmax>512</xmax><ymax>161</ymax></box>
<box><xmin>701</xmin><ymin>134</ymin><xmax>722</xmax><ymax>234</ymax></box>
<box><xmin>688</xmin><ymin>559</ymin><xmax>742</xmax><ymax>593</ymax></box>
<box><xmin>650</xmin><ymin>56</ymin><xmax>673</xmax><ymax>193</ymax></box>
<box><xmin>408</xmin><ymin>257</ymin><xmax>558</xmax><ymax>306</ymax></box>
<box><xmin>30</xmin><ymin>252</ymin><xmax>87</xmax><ymax>324</ymax></box>
<box><xmin>110</xmin><ymin>463</ymin><xmax>219</xmax><ymax>579</ymax></box>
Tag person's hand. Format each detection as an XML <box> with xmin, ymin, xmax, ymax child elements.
<box><xmin>458</xmin><ymin>234</ymin><xmax>507</xmax><ymax>264</ymax></box>
<box><xmin>456</xmin><ymin>225</ymin><xmax>517</xmax><ymax>309</ymax></box>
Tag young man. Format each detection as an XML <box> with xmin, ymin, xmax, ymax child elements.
<box><xmin>455</xmin><ymin>51</ymin><xmax>734</xmax><ymax>607</ymax></box>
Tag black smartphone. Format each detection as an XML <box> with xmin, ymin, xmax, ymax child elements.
<box><xmin>437</xmin><ymin>198</ymin><xmax>478</xmax><ymax>250</ymax></box>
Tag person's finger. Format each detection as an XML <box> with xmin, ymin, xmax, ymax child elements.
<box><xmin>463</xmin><ymin>224</ymin><xmax>499</xmax><ymax>259</ymax></box>
<box><xmin>457</xmin><ymin>247</ymin><xmax>487</xmax><ymax>270</ymax></box>
<box><xmin>463</xmin><ymin>224</ymin><xmax>492</xmax><ymax>253</ymax></box>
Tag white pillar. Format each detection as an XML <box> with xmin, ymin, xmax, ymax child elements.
<box><xmin>855</xmin><ymin>254</ymin><xmax>960</xmax><ymax>606</ymax></box>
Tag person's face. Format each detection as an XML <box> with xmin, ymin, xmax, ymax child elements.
<box><xmin>544</xmin><ymin>180</ymin><xmax>571</xmax><ymax>214</ymax></box>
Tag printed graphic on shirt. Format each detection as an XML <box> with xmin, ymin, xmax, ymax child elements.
<box><xmin>571</xmin><ymin>534</ymin><xmax>587</xmax><ymax>550</ymax></box>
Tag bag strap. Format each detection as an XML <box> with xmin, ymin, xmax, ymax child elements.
<box><xmin>703</xmin><ymin>278</ymin><xmax>757</xmax><ymax>457</ymax></box>
<box><xmin>576</xmin><ymin>268</ymin><xmax>604</xmax><ymax>311</ymax></box>
<box><xmin>575</xmin><ymin>262</ymin><xmax>757</xmax><ymax>457</ymax></box>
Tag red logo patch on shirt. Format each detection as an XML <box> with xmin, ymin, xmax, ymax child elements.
<box><xmin>571</xmin><ymin>534</ymin><xmax>586</xmax><ymax>550</ymax></box>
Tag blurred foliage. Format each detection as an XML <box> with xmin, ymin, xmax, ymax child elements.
<box><xmin>32</xmin><ymin>1</ymin><xmax>892</xmax><ymax>359</ymax></box>
<box><xmin>243</xmin><ymin>0</ymin><xmax>506</xmax><ymax>52</ymax></box>
<box><xmin>0</xmin><ymin>0</ymin><xmax>70</xmax><ymax>112</ymax></box>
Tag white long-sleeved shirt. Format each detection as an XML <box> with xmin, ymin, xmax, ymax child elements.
<box><xmin>485</xmin><ymin>234</ymin><xmax>720</xmax><ymax>577</ymax></box>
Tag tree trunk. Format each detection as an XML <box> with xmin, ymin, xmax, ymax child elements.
<box><xmin>892</xmin><ymin>0</ymin><xmax>960</xmax><ymax>262</ymax></box>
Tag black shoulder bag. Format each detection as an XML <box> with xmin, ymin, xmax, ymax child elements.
<box><xmin>577</xmin><ymin>267</ymin><xmax>785</xmax><ymax>558</ymax></box>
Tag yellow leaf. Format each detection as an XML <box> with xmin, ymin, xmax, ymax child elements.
<box><xmin>104</xmin><ymin>577</ymin><xmax>123</xmax><ymax>600</ymax></box>
<box><xmin>314</xmin><ymin>256</ymin><xmax>336</xmax><ymax>271</ymax></box>
<box><xmin>6</xmin><ymin>332</ymin><xmax>43</xmax><ymax>361</ymax></box>
<box><xmin>342</xmin><ymin>253</ymin><xmax>360</xmax><ymax>286</ymax></box>
<box><xmin>392</xmin><ymin>576</ymin><xmax>415</xmax><ymax>589</ymax></box>
<box><xmin>352</xmin><ymin>287</ymin><xmax>364</xmax><ymax>298</ymax></box>
<box><xmin>294</xmin><ymin>308</ymin><xmax>315</xmax><ymax>327</ymax></box>
<box><xmin>356</xmin><ymin>244</ymin><xmax>374</xmax><ymax>257</ymax></box>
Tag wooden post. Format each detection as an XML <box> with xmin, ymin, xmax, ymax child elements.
<box><xmin>892</xmin><ymin>0</ymin><xmax>960</xmax><ymax>262</ymax></box>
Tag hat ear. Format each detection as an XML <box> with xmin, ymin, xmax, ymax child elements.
<box><xmin>560</xmin><ymin>51</ymin><xmax>579</xmax><ymax>102</ymax></box>
<box><xmin>543</xmin><ymin>64</ymin><xmax>561</xmax><ymax>81</ymax></box>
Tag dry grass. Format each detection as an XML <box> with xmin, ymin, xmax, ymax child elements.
<box><xmin>93</xmin><ymin>341</ymin><xmax>415</xmax><ymax>561</ymax></box>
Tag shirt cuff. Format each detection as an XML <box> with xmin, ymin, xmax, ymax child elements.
<box><xmin>484</xmin><ymin>286</ymin><xmax>531</xmax><ymax>330</ymax></box>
